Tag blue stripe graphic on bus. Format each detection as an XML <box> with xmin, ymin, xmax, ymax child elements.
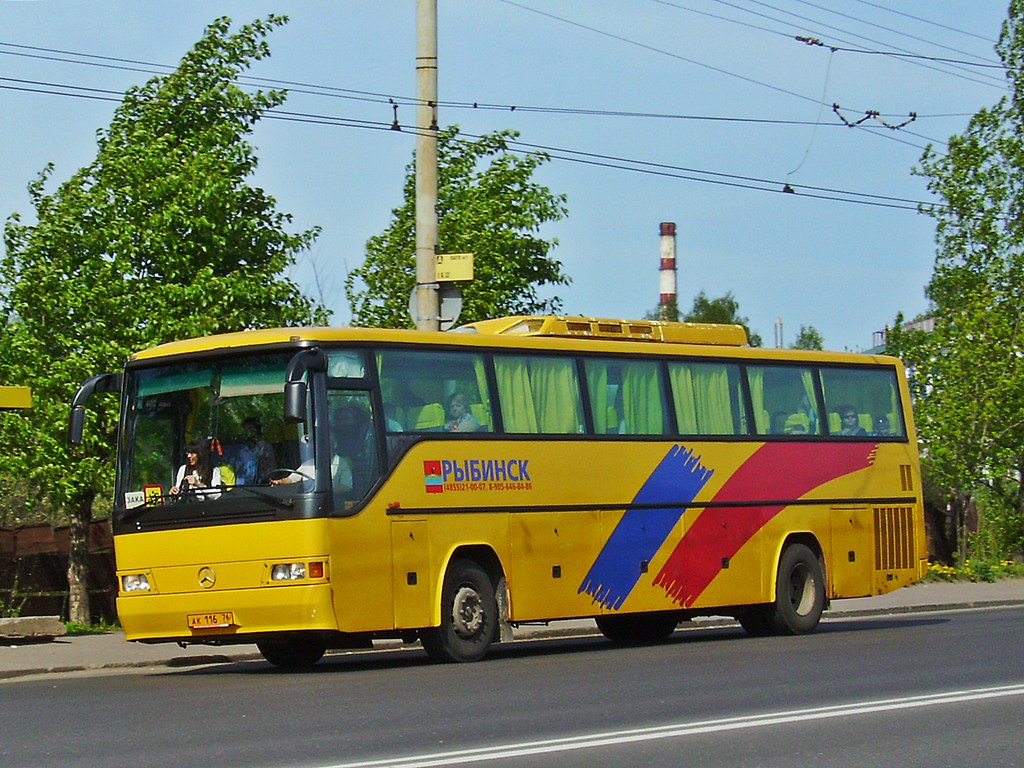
<box><xmin>578</xmin><ymin>445</ymin><xmax>713</xmax><ymax>610</ymax></box>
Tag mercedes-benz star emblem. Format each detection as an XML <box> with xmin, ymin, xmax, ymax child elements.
<box><xmin>198</xmin><ymin>567</ymin><xmax>217</xmax><ymax>589</ymax></box>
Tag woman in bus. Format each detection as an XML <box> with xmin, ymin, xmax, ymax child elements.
<box><xmin>445</xmin><ymin>392</ymin><xmax>482</xmax><ymax>432</ymax></box>
<box><xmin>170</xmin><ymin>439</ymin><xmax>222</xmax><ymax>500</ymax></box>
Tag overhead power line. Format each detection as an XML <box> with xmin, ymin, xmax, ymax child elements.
<box><xmin>0</xmin><ymin>41</ymin><xmax>951</xmax><ymax>126</ymax></box>
<box><xmin>0</xmin><ymin>75</ymin><xmax>950</xmax><ymax>214</ymax></box>
<box><xmin>848</xmin><ymin>0</ymin><xmax>998</xmax><ymax>44</ymax></box>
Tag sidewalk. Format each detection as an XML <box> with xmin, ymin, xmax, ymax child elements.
<box><xmin>2</xmin><ymin>580</ymin><xmax>1022</xmax><ymax>681</ymax></box>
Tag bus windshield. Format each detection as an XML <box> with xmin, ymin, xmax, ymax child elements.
<box><xmin>118</xmin><ymin>352</ymin><xmax>314</xmax><ymax>514</ymax></box>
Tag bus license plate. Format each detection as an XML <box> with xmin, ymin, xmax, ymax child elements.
<box><xmin>187</xmin><ymin>611</ymin><xmax>234</xmax><ymax>629</ymax></box>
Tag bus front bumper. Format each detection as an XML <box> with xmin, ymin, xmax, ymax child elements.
<box><xmin>117</xmin><ymin>582</ymin><xmax>338</xmax><ymax>643</ymax></box>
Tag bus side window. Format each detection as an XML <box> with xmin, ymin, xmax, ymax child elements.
<box><xmin>327</xmin><ymin>391</ymin><xmax>379</xmax><ymax>507</ymax></box>
<box><xmin>377</xmin><ymin>348</ymin><xmax>493</xmax><ymax>434</ymax></box>
<box><xmin>819</xmin><ymin>366</ymin><xmax>905</xmax><ymax>438</ymax></box>
<box><xmin>495</xmin><ymin>354</ymin><xmax>584</xmax><ymax>434</ymax></box>
<box><xmin>584</xmin><ymin>358</ymin><xmax>668</xmax><ymax>435</ymax></box>
<box><xmin>747</xmin><ymin>365</ymin><xmax>821</xmax><ymax>436</ymax></box>
<box><xmin>668</xmin><ymin>361</ymin><xmax>745</xmax><ymax>435</ymax></box>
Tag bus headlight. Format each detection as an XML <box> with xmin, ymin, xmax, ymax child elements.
<box><xmin>269</xmin><ymin>561</ymin><xmax>325</xmax><ymax>582</ymax></box>
<box><xmin>271</xmin><ymin>562</ymin><xmax>306</xmax><ymax>581</ymax></box>
<box><xmin>121</xmin><ymin>574</ymin><xmax>151</xmax><ymax>592</ymax></box>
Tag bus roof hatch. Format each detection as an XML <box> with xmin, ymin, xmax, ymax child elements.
<box><xmin>456</xmin><ymin>316</ymin><xmax>748</xmax><ymax>346</ymax></box>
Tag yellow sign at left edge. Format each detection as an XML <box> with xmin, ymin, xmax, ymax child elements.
<box><xmin>0</xmin><ymin>386</ymin><xmax>32</xmax><ymax>410</ymax></box>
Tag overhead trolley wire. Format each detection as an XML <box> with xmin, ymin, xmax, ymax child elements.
<box><xmin>786</xmin><ymin>0</ymin><xmax>1002</xmax><ymax>66</ymax></box>
<box><xmin>848</xmin><ymin>0</ymin><xmax>998</xmax><ymax>45</ymax></box>
<box><xmin>0</xmin><ymin>40</ymin><xmax>957</xmax><ymax>129</ymax></box>
<box><xmin>708</xmin><ymin>0</ymin><xmax>1005</xmax><ymax>88</ymax></box>
<box><xmin>0</xmin><ymin>74</ymin><xmax>949</xmax><ymax>213</ymax></box>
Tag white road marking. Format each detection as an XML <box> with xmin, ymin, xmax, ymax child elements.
<box><xmin>318</xmin><ymin>683</ymin><xmax>1024</xmax><ymax>768</ymax></box>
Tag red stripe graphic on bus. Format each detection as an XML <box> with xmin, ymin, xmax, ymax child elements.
<box><xmin>653</xmin><ymin>442</ymin><xmax>876</xmax><ymax>607</ymax></box>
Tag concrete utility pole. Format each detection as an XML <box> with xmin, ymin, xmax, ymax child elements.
<box><xmin>414</xmin><ymin>0</ymin><xmax>440</xmax><ymax>331</ymax></box>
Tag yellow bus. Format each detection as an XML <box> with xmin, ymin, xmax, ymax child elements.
<box><xmin>70</xmin><ymin>316</ymin><xmax>926</xmax><ymax>667</ymax></box>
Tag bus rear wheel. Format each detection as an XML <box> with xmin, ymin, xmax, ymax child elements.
<box><xmin>421</xmin><ymin>559</ymin><xmax>497</xmax><ymax>663</ymax></box>
<box><xmin>257</xmin><ymin>636</ymin><xmax>326</xmax><ymax>669</ymax></box>
<box><xmin>739</xmin><ymin>543</ymin><xmax>825</xmax><ymax>637</ymax></box>
<box><xmin>596</xmin><ymin>612</ymin><xmax>679</xmax><ymax>645</ymax></box>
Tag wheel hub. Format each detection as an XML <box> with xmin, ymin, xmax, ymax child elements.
<box><xmin>451</xmin><ymin>586</ymin><xmax>484</xmax><ymax>639</ymax></box>
<box><xmin>789</xmin><ymin>564</ymin><xmax>816</xmax><ymax>616</ymax></box>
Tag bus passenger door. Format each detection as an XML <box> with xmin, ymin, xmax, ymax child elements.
<box><xmin>829</xmin><ymin>506</ymin><xmax>873</xmax><ymax>597</ymax></box>
<box><xmin>391</xmin><ymin>519</ymin><xmax>432</xmax><ymax>629</ymax></box>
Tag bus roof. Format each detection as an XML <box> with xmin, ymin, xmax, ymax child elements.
<box><xmin>456</xmin><ymin>315</ymin><xmax>748</xmax><ymax>345</ymax></box>
<box><xmin>129</xmin><ymin>317</ymin><xmax>898</xmax><ymax>367</ymax></box>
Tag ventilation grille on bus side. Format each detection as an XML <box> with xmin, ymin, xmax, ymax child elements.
<box><xmin>899</xmin><ymin>464</ymin><xmax>914</xmax><ymax>492</ymax></box>
<box><xmin>874</xmin><ymin>506</ymin><xmax>915</xmax><ymax>571</ymax></box>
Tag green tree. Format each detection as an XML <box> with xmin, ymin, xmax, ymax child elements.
<box><xmin>345</xmin><ymin>127</ymin><xmax>570</xmax><ymax>328</ymax></box>
<box><xmin>888</xmin><ymin>1</ymin><xmax>1024</xmax><ymax>563</ymax></box>
<box><xmin>682</xmin><ymin>291</ymin><xmax>763</xmax><ymax>346</ymax></box>
<box><xmin>791</xmin><ymin>325</ymin><xmax>824</xmax><ymax>350</ymax></box>
<box><xmin>0</xmin><ymin>15</ymin><xmax>326</xmax><ymax>623</ymax></box>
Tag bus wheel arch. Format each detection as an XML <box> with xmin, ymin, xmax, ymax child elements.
<box><xmin>739</xmin><ymin>535</ymin><xmax>826</xmax><ymax>637</ymax></box>
<box><xmin>421</xmin><ymin>546</ymin><xmax>504</xmax><ymax>663</ymax></box>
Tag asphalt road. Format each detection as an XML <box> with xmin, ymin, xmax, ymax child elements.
<box><xmin>2</xmin><ymin>606</ymin><xmax>1022</xmax><ymax>768</ymax></box>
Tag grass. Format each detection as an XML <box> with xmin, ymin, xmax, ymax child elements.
<box><xmin>65</xmin><ymin>619</ymin><xmax>120</xmax><ymax>636</ymax></box>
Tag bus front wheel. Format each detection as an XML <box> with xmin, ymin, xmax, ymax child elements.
<box><xmin>421</xmin><ymin>559</ymin><xmax>497</xmax><ymax>663</ymax></box>
<box><xmin>257</xmin><ymin>636</ymin><xmax>326</xmax><ymax>669</ymax></box>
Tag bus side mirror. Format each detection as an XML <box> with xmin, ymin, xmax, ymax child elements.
<box><xmin>283</xmin><ymin>348</ymin><xmax>326</xmax><ymax>425</ymax></box>
<box><xmin>68</xmin><ymin>372</ymin><xmax>122</xmax><ymax>445</ymax></box>
<box><xmin>284</xmin><ymin>381</ymin><xmax>307</xmax><ymax>424</ymax></box>
<box><xmin>69</xmin><ymin>406</ymin><xmax>87</xmax><ymax>446</ymax></box>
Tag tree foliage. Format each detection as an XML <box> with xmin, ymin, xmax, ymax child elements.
<box><xmin>888</xmin><ymin>1</ymin><xmax>1024</xmax><ymax>561</ymax></box>
<box><xmin>682</xmin><ymin>291</ymin><xmax>763</xmax><ymax>346</ymax></box>
<box><xmin>345</xmin><ymin>127</ymin><xmax>570</xmax><ymax>328</ymax></box>
<box><xmin>0</xmin><ymin>15</ymin><xmax>326</xmax><ymax>621</ymax></box>
<box><xmin>791</xmin><ymin>325</ymin><xmax>824</xmax><ymax>351</ymax></box>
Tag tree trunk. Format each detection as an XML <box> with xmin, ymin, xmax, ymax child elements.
<box><xmin>66</xmin><ymin>491</ymin><xmax>95</xmax><ymax>625</ymax></box>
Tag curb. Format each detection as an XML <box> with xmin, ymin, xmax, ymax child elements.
<box><xmin>3</xmin><ymin>598</ymin><xmax>1022</xmax><ymax>681</ymax></box>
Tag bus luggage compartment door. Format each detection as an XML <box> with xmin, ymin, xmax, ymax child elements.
<box><xmin>391</xmin><ymin>519</ymin><xmax>432</xmax><ymax>629</ymax></box>
<box><xmin>829</xmin><ymin>506</ymin><xmax>873</xmax><ymax>598</ymax></box>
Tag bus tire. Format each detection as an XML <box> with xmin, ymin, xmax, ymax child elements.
<box><xmin>596</xmin><ymin>612</ymin><xmax>679</xmax><ymax>645</ymax></box>
<box><xmin>421</xmin><ymin>559</ymin><xmax>497</xmax><ymax>663</ymax></box>
<box><xmin>257</xmin><ymin>636</ymin><xmax>326</xmax><ymax>669</ymax></box>
<box><xmin>737</xmin><ymin>606</ymin><xmax>775</xmax><ymax>637</ymax></box>
<box><xmin>771</xmin><ymin>543</ymin><xmax>826</xmax><ymax>635</ymax></box>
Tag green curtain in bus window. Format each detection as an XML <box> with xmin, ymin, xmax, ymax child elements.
<box><xmin>472</xmin><ymin>356</ymin><xmax>492</xmax><ymax>430</ymax></box>
<box><xmin>748</xmin><ymin>367</ymin><xmax>768</xmax><ymax>434</ymax></box>
<box><xmin>622</xmin><ymin>362</ymin><xmax>664</xmax><ymax>434</ymax></box>
<box><xmin>800</xmin><ymin>369</ymin><xmax>820</xmax><ymax>435</ymax></box>
<box><xmin>696</xmin><ymin>364</ymin><xmax>736</xmax><ymax>434</ymax></box>
<box><xmin>669</xmin><ymin>364</ymin><xmax>699</xmax><ymax>434</ymax></box>
<box><xmin>670</xmin><ymin>363</ymin><xmax>736</xmax><ymax>435</ymax></box>
<box><xmin>888</xmin><ymin>383</ymin><xmax>902</xmax><ymax>436</ymax></box>
<box><xmin>495</xmin><ymin>357</ymin><xmax>539</xmax><ymax>433</ymax></box>
<box><xmin>529</xmin><ymin>357</ymin><xmax>583</xmax><ymax>433</ymax></box>
<box><xmin>584</xmin><ymin>362</ymin><xmax>610</xmax><ymax>434</ymax></box>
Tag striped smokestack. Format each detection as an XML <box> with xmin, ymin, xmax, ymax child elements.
<box><xmin>659</xmin><ymin>222</ymin><xmax>677</xmax><ymax>318</ymax></box>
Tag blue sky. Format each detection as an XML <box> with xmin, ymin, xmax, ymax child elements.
<box><xmin>0</xmin><ymin>1</ymin><xmax>1010</xmax><ymax>351</ymax></box>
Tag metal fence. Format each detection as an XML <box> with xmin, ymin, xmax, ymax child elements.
<box><xmin>0</xmin><ymin>519</ymin><xmax>117</xmax><ymax>623</ymax></box>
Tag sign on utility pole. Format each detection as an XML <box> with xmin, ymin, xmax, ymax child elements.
<box><xmin>414</xmin><ymin>0</ymin><xmax>440</xmax><ymax>331</ymax></box>
<box><xmin>0</xmin><ymin>386</ymin><xmax>32</xmax><ymax>410</ymax></box>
